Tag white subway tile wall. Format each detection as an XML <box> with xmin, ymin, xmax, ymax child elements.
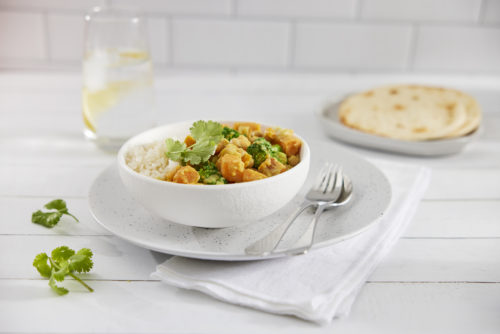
<box><xmin>236</xmin><ymin>0</ymin><xmax>355</xmax><ymax>19</ymax></box>
<box><xmin>294</xmin><ymin>22</ymin><xmax>412</xmax><ymax>70</ymax></box>
<box><xmin>109</xmin><ymin>0</ymin><xmax>231</xmax><ymax>15</ymax></box>
<box><xmin>45</xmin><ymin>14</ymin><xmax>168</xmax><ymax>64</ymax></box>
<box><xmin>360</xmin><ymin>0</ymin><xmax>482</xmax><ymax>22</ymax></box>
<box><xmin>414</xmin><ymin>26</ymin><xmax>500</xmax><ymax>71</ymax></box>
<box><xmin>0</xmin><ymin>0</ymin><xmax>105</xmax><ymax>11</ymax></box>
<box><xmin>0</xmin><ymin>0</ymin><xmax>499</xmax><ymax>72</ymax></box>
<box><xmin>0</xmin><ymin>11</ymin><xmax>45</xmax><ymax>60</ymax></box>
<box><xmin>47</xmin><ymin>14</ymin><xmax>84</xmax><ymax>62</ymax></box>
<box><xmin>173</xmin><ymin>19</ymin><xmax>289</xmax><ymax>67</ymax></box>
<box><xmin>147</xmin><ymin>18</ymin><xmax>169</xmax><ymax>65</ymax></box>
<box><xmin>483</xmin><ymin>0</ymin><xmax>500</xmax><ymax>23</ymax></box>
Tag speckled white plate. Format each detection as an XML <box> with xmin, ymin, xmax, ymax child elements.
<box><xmin>319</xmin><ymin>100</ymin><xmax>481</xmax><ymax>156</ymax></box>
<box><xmin>89</xmin><ymin>141</ymin><xmax>391</xmax><ymax>261</ymax></box>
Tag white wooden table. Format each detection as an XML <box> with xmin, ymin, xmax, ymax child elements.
<box><xmin>1</xmin><ymin>72</ymin><xmax>500</xmax><ymax>333</ymax></box>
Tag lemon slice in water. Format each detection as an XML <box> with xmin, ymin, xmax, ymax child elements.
<box><xmin>82</xmin><ymin>49</ymin><xmax>152</xmax><ymax>134</ymax></box>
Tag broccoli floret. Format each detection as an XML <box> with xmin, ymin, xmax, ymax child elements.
<box><xmin>222</xmin><ymin>127</ymin><xmax>240</xmax><ymax>141</ymax></box>
<box><xmin>272</xmin><ymin>151</ymin><xmax>287</xmax><ymax>165</ymax></box>
<box><xmin>269</xmin><ymin>144</ymin><xmax>287</xmax><ymax>164</ymax></box>
<box><xmin>247</xmin><ymin>138</ymin><xmax>274</xmax><ymax>168</ymax></box>
<box><xmin>197</xmin><ymin>161</ymin><xmax>227</xmax><ymax>185</ymax></box>
<box><xmin>248</xmin><ymin>139</ymin><xmax>287</xmax><ymax>166</ymax></box>
<box><xmin>253</xmin><ymin>137</ymin><xmax>273</xmax><ymax>150</ymax></box>
<box><xmin>270</xmin><ymin>144</ymin><xmax>282</xmax><ymax>153</ymax></box>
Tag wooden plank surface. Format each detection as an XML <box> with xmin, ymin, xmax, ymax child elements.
<box><xmin>3</xmin><ymin>197</ymin><xmax>500</xmax><ymax>238</ymax></box>
<box><xmin>1</xmin><ymin>280</ymin><xmax>499</xmax><ymax>334</ymax></box>
<box><xmin>407</xmin><ymin>200</ymin><xmax>500</xmax><ymax>238</ymax></box>
<box><xmin>1</xmin><ymin>72</ymin><xmax>500</xmax><ymax>333</ymax></box>
<box><xmin>0</xmin><ymin>235</ymin><xmax>168</xmax><ymax>281</ymax></box>
<box><xmin>0</xmin><ymin>198</ymin><xmax>110</xmax><ymax>235</ymax></box>
<box><xmin>2</xmin><ymin>235</ymin><xmax>499</xmax><ymax>282</ymax></box>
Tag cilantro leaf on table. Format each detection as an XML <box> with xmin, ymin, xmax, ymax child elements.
<box><xmin>49</xmin><ymin>275</ymin><xmax>69</xmax><ymax>295</ymax></box>
<box><xmin>69</xmin><ymin>248</ymin><xmax>94</xmax><ymax>273</ymax></box>
<box><xmin>165</xmin><ymin>120</ymin><xmax>224</xmax><ymax>165</ymax></box>
<box><xmin>32</xmin><ymin>211</ymin><xmax>63</xmax><ymax>228</ymax></box>
<box><xmin>44</xmin><ymin>199</ymin><xmax>67</xmax><ymax>211</ymax></box>
<box><xmin>31</xmin><ymin>199</ymin><xmax>79</xmax><ymax>228</ymax></box>
<box><xmin>51</xmin><ymin>246</ymin><xmax>75</xmax><ymax>262</ymax></box>
<box><xmin>33</xmin><ymin>253</ymin><xmax>52</xmax><ymax>278</ymax></box>
<box><xmin>33</xmin><ymin>246</ymin><xmax>94</xmax><ymax>295</ymax></box>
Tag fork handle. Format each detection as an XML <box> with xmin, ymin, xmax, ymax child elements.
<box><xmin>286</xmin><ymin>203</ymin><xmax>327</xmax><ymax>255</ymax></box>
<box><xmin>244</xmin><ymin>202</ymin><xmax>317</xmax><ymax>256</ymax></box>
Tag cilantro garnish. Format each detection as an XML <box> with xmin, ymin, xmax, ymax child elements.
<box><xmin>33</xmin><ymin>246</ymin><xmax>94</xmax><ymax>295</ymax></box>
<box><xmin>165</xmin><ymin>120</ymin><xmax>223</xmax><ymax>165</ymax></box>
<box><xmin>31</xmin><ymin>199</ymin><xmax>78</xmax><ymax>228</ymax></box>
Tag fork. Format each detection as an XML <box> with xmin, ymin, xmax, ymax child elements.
<box><xmin>245</xmin><ymin>162</ymin><xmax>344</xmax><ymax>256</ymax></box>
<box><xmin>287</xmin><ymin>171</ymin><xmax>352</xmax><ymax>255</ymax></box>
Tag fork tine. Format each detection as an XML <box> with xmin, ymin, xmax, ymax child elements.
<box><xmin>324</xmin><ymin>164</ymin><xmax>338</xmax><ymax>194</ymax></box>
<box><xmin>319</xmin><ymin>163</ymin><xmax>333</xmax><ymax>193</ymax></box>
<box><xmin>313</xmin><ymin>163</ymin><xmax>329</xmax><ymax>190</ymax></box>
<box><xmin>315</xmin><ymin>162</ymin><xmax>330</xmax><ymax>191</ymax></box>
<box><xmin>329</xmin><ymin>167</ymin><xmax>344</xmax><ymax>200</ymax></box>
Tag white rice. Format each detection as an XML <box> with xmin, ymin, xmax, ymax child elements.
<box><xmin>125</xmin><ymin>140</ymin><xmax>179</xmax><ymax>179</ymax></box>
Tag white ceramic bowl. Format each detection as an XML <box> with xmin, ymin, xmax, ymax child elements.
<box><xmin>117</xmin><ymin>121</ymin><xmax>310</xmax><ymax>228</ymax></box>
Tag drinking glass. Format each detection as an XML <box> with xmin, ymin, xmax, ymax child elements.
<box><xmin>82</xmin><ymin>6</ymin><xmax>155</xmax><ymax>152</ymax></box>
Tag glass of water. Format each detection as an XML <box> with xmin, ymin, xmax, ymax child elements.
<box><xmin>83</xmin><ymin>7</ymin><xmax>155</xmax><ymax>152</ymax></box>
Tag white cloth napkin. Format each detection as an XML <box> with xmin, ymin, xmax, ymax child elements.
<box><xmin>152</xmin><ymin>160</ymin><xmax>431</xmax><ymax>324</ymax></box>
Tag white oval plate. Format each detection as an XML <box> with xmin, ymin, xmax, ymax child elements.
<box><xmin>319</xmin><ymin>100</ymin><xmax>481</xmax><ymax>156</ymax></box>
<box><xmin>88</xmin><ymin>141</ymin><xmax>391</xmax><ymax>261</ymax></box>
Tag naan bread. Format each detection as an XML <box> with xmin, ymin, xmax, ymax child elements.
<box><xmin>338</xmin><ymin>85</ymin><xmax>481</xmax><ymax>141</ymax></box>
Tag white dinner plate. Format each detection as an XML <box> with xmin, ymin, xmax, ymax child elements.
<box><xmin>318</xmin><ymin>100</ymin><xmax>481</xmax><ymax>156</ymax></box>
<box><xmin>88</xmin><ymin>141</ymin><xmax>391</xmax><ymax>261</ymax></box>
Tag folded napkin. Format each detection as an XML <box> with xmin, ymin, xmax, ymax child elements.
<box><xmin>152</xmin><ymin>160</ymin><xmax>431</xmax><ymax>324</ymax></box>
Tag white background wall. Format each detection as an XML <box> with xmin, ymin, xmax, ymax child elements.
<box><xmin>0</xmin><ymin>0</ymin><xmax>499</xmax><ymax>73</ymax></box>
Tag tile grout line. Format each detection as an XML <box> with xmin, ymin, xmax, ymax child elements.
<box><xmin>229</xmin><ymin>0</ymin><xmax>236</xmax><ymax>16</ymax></box>
<box><xmin>406</xmin><ymin>23</ymin><xmax>419</xmax><ymax>71</ymax></box>
<box><xmin>477</xmin><ymin>0</ymin><xmax>487</xmax><ymax>24</ymax></box>
<box><xmin>287</xmin><ymin>20</ymin><xmax>296</xmax><ymax>69</ymax></box>
<box><xmin>354</xmin><ymin>0</ymin><xmax>364</xmax><ymax>19</ymax></box>
<box><xmin>42</xmin><ymin>9</ymin><xmax>51</xmax><ymax>64</ymax></box>
<box><xmin>3</xmin><ymin>60</ymin><xmax>500</xmax><ymax>73</ymax></box>
<box><xmin>6</xmin><ymin>6</ymin><xmax>500</xmax><ymax>26</ymax></box>
<box><xmin>166</xmin><ymin>15</ymin><xmax>174</xmax><ymax>66</ymax></box>
<box><xmin>2</xmin><ymin>6</ymin><xmax>500</xmax><ymax>26</ymax></box>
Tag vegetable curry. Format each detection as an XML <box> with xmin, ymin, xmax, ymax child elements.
<box><xmin>164</xmin><ymin>121</ymin><xmax>302</xmax><ymax>185</ymax></box>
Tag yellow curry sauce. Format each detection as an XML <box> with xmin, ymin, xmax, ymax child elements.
<box><xmin>165</xmin><ymin>122</ymin><xmax>302</xmax><ymax>185</ymax></box>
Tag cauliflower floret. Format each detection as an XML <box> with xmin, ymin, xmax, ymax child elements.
<box><xmin>258</xmin><ymin>156</ymin><xmax>287</xmax><ymax>177</ymax></box>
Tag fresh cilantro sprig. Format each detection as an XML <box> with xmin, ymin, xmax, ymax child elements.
<box><xmin>32</xmin><ymin>199</ymin><xmax>78</xmax><ymax>228</ymax></box>
<box><xmin>33</xmin><ymin>246</ymin><xmax>94</xmax><ymax>295</ymax></box>
<box><xmin>165</xmin><ymin>120</ymin><xmax>223</xmax><ymax>165</ymax></box>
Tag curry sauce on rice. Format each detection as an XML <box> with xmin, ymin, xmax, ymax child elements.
<box><xmin>125</xmin><ymin>121</ymin><xmax>302</xmax><ymax>185</ymax></box>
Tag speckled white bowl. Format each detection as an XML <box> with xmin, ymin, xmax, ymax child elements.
<box><xmin>117</xmin><ymin>121</ymin><xmax>310</xmax><ymax>228</ymax></box>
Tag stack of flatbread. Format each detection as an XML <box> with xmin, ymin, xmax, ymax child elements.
<box><xmin>338</xmin><ymin>85</ymin><xmax>482</xmax><ymax>141</ymax></box>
